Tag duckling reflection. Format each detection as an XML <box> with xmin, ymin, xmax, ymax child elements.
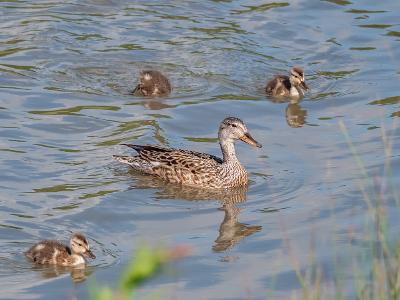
<box><xmin>140</xmin><ymin>99</ymin><xmax>175</xmax><ymax>110</ymax></box>
<box><xmin>285</xmin><ymin>100</ymin><xmax>307</xmax><ymax>128</ymax></box>
<box><xmin>124</xmin><ymin>176</ymin><xmax>262</xmax><ymax>251</ymax></box>
<box><xmin>31</xmin><ymin>264</ymin><xmax>92</xmax><ymax>283</ymax></box>
<box><xmin>267</xmin><ymin>95</ymin><xmax>308</xmax><ymax>128</ymax></box>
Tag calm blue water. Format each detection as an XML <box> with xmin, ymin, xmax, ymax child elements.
<box><xmin>0</xmin><ymin>0</ymin><xmax>400</xmax><ymax>299</ymax></box>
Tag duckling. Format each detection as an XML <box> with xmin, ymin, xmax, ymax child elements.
<box><xmin>114</xmin><ymin>117</ymin><xmax>262</xmax><ymax>189</ymax></box>
<box><xmin>266</xmin><ymin>67</ymin><xmax>309</xmax><ymax>98</ymax></box>
<box><xmin>132</xmin><ymin>70</ymin><xmax>171</xmax><ymax>97</ymax></box>
<box><xmin>25</xmin><ymin>233</ymin><xmax>95</xmax><ymax>266</ymax></box>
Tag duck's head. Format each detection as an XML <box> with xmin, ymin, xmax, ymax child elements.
<box><xmin>133</xmin><ymin>70</ymin><xmax>170</xmax><ymax>97</ymax></box>
<box><xmin>70</xmin><ymin>233</ymin><xmax>96</xmax><ymax>259</ymax></box>
<box><xmin>218</xmin><ymin>117</ymin><xmax>262</xmax><ymax>148</ymax></box>
<box><xmin>289</xmin><ymin>67</ymin><xmax>308</xmax><ymax>91</ymax></box>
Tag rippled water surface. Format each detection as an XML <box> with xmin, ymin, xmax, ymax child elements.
<box><xmin>1</xmin><ymin>0</ymin><xmax>400</xmax><ymax>299</ymax></box>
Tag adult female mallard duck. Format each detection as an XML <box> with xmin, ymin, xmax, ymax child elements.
<box><xmin>25</xmin><ymin>233</ymin><xmax>95</xmax><ymax>266</ymax></box>
<box><xmin>132</xmin><ymin>70</ymin><xmax>171</xmax><ymax>97</ymax></box>
<box><xmin>114</xmin><ymin>117</ymin><xmax>262</xmax><ymax>189</ymax></box>
<box><xmin>266</xmin><ymin>67</ymin><xmax>309</xmax><ymax>98</ymax></box>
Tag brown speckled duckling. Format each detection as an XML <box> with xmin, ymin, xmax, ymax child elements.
<box><xmin>25</xmin><ymin>233</ymin><xmax>95</xmax><ymax>266</ymax></box>
<box><xmin>114</xmin><ymin>117</ymin><xmax>262</xmax><ymax>189</ymax></box>
<box><xmin>266</xmin><ymin>67</ymin><xmax>309</xmax><ymax>98</ymax></box>
<box><xmin>132</xmin><ymin>70</ymin><xmax>171</xmax><ymax>97</ymax></box>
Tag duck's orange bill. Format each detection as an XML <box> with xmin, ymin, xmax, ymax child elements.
<box><xmin>240</xmin><ymin>133</ymin><xmax>262</xmax><ymax>148</ymax></box>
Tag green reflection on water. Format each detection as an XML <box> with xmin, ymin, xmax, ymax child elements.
<box><xmin>318</xmin><ymin>69</ymin><xmax>358</xmax><ymax>79</ymax></box>
<box><xmin>79</xmin><ymin>190</ymin><xmax>118</xmax><ymax>199</ymax></box>
<box><xmin>0</xmin><ymin>47</ymin><xmax>36</xmax><ymax>58</ymax></box>
<box><xmin>369</xmin><ymin>96</ymin><xmax>400</xmax><ymax>106</ymax></box>
<box><xmin>33</xmin><ymin>184</ymin><xmax>83</xmax><ymax>193</ymax></box>
<box><xmin>0</xmin><ymin>223</ymin><xmax>22</xmax><ymax>230</ymax></box>
<box><xmin>53</xmin><ymin>204</ymin><xmax>80</xmax><ymax>211</ymax></box>
<box><xmin>29</xmin><ymin>105</ymin><xmax>121</xmax><ymax>116</ymax></box>
<box><xmin>211</xmin><ymin>94</ymin><xmax>260</xmax><ymax>101</ymax></box>
<box><xmin>311</xmin><ymin>92</ymin><xmax>339</xmax><ymax>100</ymax></box>
<box><xmin>0</xmin><ymin>148</ymin><xmax>25</xmax><ymax>153</ymax></box>
<box><xmin>358</xmin><ymin>24</ymin><xmax>392</xmax><ymax>29</ymax></box>
<box><xmin>97</xmin><ymin>118</ymin><xmax>166</xmax><ymax>146</ymax></box>
<box><xmin>323</xmin><ymin>0</ymin><xmax>352</xmax><ymax>5</ymax></box>
<box><xmin>0</xmin><ymin>64</ymin><xmax>36</xmax><ymax>71</ymax></box>
<box><xmin>349</xmin><ymin>47</ymin><xmax>376</xmax><ymax>51</ymax></box>
<box><xmin>183</xmin><ymin>137</ymin><xmax>219</xmax><ymax>143</ymax></box>
<box><xmin>391</xmin><ymin>111</ymin><xmax>400</xmax><ymax>118</ymax></box>
<box><xmin>231</xmin><ymin>2</ymin><xmax>289</xmax><ymax>14</ymax></box>
<box><xmin>345</xmin><ymin>9</ymin><xmax>386</xmax><ymax>13</ymax></box>
<box><xmin>386</xmin><ymin>31</ymin><xmax>400</xmax><ymax>37</ymax></box>
<box><xmin>10</xmin><ymin>213</ymin><xmax>34</xmax><ymax>219</ymax></box>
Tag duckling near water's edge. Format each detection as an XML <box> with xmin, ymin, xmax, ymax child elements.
<box><xmin>114</xmin><ymin>117</ymin><xmax>262</xmax><ymax>189</ymax></box>
<box><xmin>25</xmin><ymin>233</ymin><xmax>95</xmax><ymax>266</ymax></box>
<box><xmin>265</xmin><ymin>67</ymin><xmax>309</xmax><ymax>98</ymax></box>
<box><xmin>132</xmin><ymin>70</ymin><xmax>171</xmax><ymax>97</ymax></box>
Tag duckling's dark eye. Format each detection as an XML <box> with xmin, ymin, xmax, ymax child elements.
<box><xmin>231</xmin><ymin>124</ymin><xmax>237</xmax><ymax>128</ymax></box>
<box><xmin>78</xmin><ymin>243</ymin><xmax>82</xmax><ymax>246</ymax></box>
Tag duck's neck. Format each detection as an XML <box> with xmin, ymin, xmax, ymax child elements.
<box><xmin>290</xmin><ymin>85</ymin><xmax>301</xmax><ymax>97</ymax></box>
<box><xmin>220</xmin><ymin>139</ymin><xmax>239</xmax><ymax>164</ymax></box>
<box><xmin>71</xmin><ymin>253</ymin><xmax>85</xmax><ymax>266</ymax></box>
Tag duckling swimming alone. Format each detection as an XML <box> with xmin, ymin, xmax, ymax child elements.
<box><xmin>25</xmin><ymin>233</ymin><xmax>95</xmax><ymax>266</ymax></box>
<box><xmin>114</xmin><ymin>117</ymin><xmax>262</xmax><ymax>189</ymax></box>
<box><xmin>265</xmin><ymin>67</ymin><xmax>309</xmax><ymax>98</ymax></box>
<box><xmin>132</xmin><ymin>70</ymin><xmax>171</xmax><ymax>97</ymax></box>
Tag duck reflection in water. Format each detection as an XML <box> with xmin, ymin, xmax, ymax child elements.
<box><xmin>125</xmin><ymin>175</ymin><xmax>262</xmax><ymax>252</ymax></box>
<box><xmin>31</xmin><ymin>264</ymin><xmax>92</xmax><ymax>283</ymax></box>
<box><xmin>268</xmin><ymin>96</ymin><xmax>308</xmax><ymax>128</ymax></box>
<box><xmin>285</xmin><ymin>99</ymin><xmax>307</xmax><ymax>128</ymax></box>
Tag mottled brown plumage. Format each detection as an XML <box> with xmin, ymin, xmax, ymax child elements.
<box><xmin>266</xmin><ymin>67</ymin><xmax>308</xmax><ymax>98</ymax></box>
<box><xmin>132</xmin><ymin>70</ymin><xmax>171</xmax><ymax>97</ymax></box>
<box><xmin>25</xmin><ymin>233</ymin><xmax>95</xmax><ymax>266</ymax></box>
<box><xmin>114</xmin><ymin>117</ymin><xmax>262</xmax><ymax>189</ymax></box>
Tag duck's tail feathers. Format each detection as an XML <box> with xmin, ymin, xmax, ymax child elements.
<box><xmin>120</xmin><ymin>144</ymin><xmax>145</xmax><ymax>152</ymax></box>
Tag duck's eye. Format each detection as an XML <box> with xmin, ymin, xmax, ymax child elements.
<box><xmin>78</xmin><ymin>243</ymin><xmax>82</xmax><ymax>246</ymax></box>
<box><xmin>231</xmin><ymin>124</ymin><xmax>237</xmax><ymax>128</ymax></box>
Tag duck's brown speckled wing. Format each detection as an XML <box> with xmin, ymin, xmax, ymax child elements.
<box><xmin>125</xmin><ymin>144</ymin><xmax>222</xmax><ymax>164</ymax></box>
<box><xmin>265</xmin><ymin>75</ymin><xmax>291</xmax><ymax>96</ymax></box>
<box><xmin>25</xmin><ymin>240</ymin><xmax>70</xmax><ymax>265</ymax></box>
<box><xmin>116</xmin><ymin>144</ymin><xmax>223</xmax><ymax>185</ymax></box>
